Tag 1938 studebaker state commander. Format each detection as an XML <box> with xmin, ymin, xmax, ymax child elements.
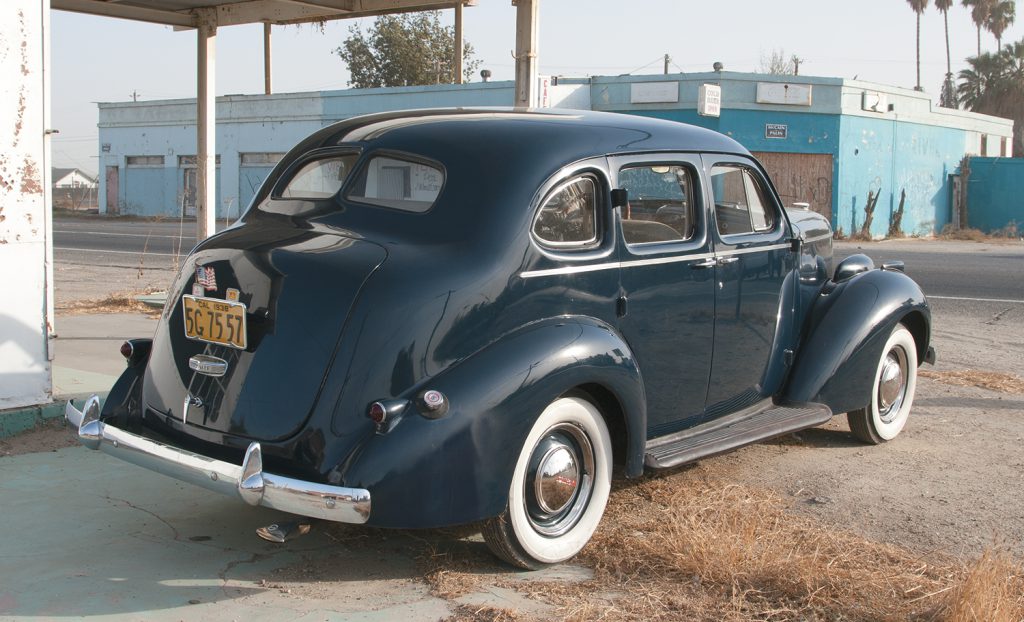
<box><xmin>67</xmin><ymin>108</ymin><xmax>934</xmax><ymax>569</ymax></box>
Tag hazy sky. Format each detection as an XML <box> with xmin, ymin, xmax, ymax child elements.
<box><xmin>51</xmin><ymin>0</ymin><xmax>1024</xmax><ymax>174</ymax></box>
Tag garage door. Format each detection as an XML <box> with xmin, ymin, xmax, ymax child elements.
<box><xmin>751</xmin><ymin>152</ymin><xmax>833</xmax><ymax>221</ymax></box>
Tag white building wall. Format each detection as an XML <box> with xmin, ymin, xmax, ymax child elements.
<box><xmin>0</xmin><ymin>0</ymin><xmax>51</xmax><ymax>410</ymax></box>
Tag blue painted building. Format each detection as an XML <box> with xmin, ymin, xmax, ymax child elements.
<box><xmin>97</xmin><ymin>71</ymin><xmax>1012</xmax><ymax>237</ymax></box>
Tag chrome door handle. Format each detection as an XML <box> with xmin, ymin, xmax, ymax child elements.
<box><xmin>691</xmin><ymin>258</ymin><xmax>716</xmax><ymax>269</ymax></box>
<box><xmin>717</xmin><ymin>256</ymin><xmax>739</xmax><ymax>265</ymax></box>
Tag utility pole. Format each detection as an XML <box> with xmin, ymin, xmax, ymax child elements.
<box><xmin>791</xmin><ymin>55</ymin><xmax>802</xmax><ymax>76</ymax></box>
<box><xmin>664</xmin><ymin>53</ymin><xmax>670</xmax><ymax>74</ymax></box>
<box><xmin>130</xmin><ymin>90</ymin><xmax>139</xmax><ymax>102</ymax></box>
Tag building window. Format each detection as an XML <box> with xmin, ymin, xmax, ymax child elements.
<box><xmin>178</xmin><ymin>155</ymin><xmax>222</xmax><ymax>167</ymax></box>
<box><xmin>126</xmin><ymin>156</ymin><xmax>164</xmax><ymax>167</ymax></box>
<box><xmin>241</xmin><ymin>153</ymin><xmax>285</xmax><ymax>166</ymax></box>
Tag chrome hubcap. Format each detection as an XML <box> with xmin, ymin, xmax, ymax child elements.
<box><xmin>525</xmin><ymin>423</ymin><xmax>594</xmax><ymax>537</ymax></box>
<box><xmin>878</xmin><ymin>347</ymin><xmax>908</xmax><ymax>423</ymax></box>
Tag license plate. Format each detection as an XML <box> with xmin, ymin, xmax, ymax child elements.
<box><xmin>182</xmin><ymin>295</ymin><xmax>247</xmax><ymax>350</ymax></box>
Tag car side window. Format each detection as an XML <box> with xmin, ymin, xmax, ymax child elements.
<box><xmin>280</xmin><ymin>154</ymin><xmax>359</xmax><ymax>200</ymax></box>
<box><xmin>618</xmin><ymin>164</ymin><xmax>696</xmax><ymax>245</ymax></box>
<box><xmin>709</xmin><ymin>164</ymin><xmax>775</xmax><ymax>236</ymax></box>
<box><xmin>533</xmin><ymin>176</ymin><xmax>599</xmax><ymax>246</ymax></box>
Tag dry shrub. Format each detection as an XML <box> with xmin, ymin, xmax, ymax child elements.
<box><xmin>57</xmin><ymin>291</ymin><xmax>162</xmax><ymax>315</ymax></box>
<box><xmin>919</xmin><ymin>369</ymin><xmax>1024</xmax><ymax>394</ymax></box>
<box><xmin>937</xmin><ymin>548</ymin><xmax>1024</xmax><ymax>622</ymax></box>
<box><xmin>446</xmin><ymin>604</ymin><xmax>521</xmax><ymax>621</ymax></box>
<box><xmin>938</xmin><ymin>225</ymin><xmax>990</xmax><ymax>242</ymax></box>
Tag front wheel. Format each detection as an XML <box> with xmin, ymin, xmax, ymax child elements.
<box><xmin>847</xmin><ymin>324</ymin><xmax>918</xmax><ymax>444</ymax></box>
<box><xmin>481</xmin><ymin>395</ymin><xmax>612</xmax><ymax>569</ymax></box>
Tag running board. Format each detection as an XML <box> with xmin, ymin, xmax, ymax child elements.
<box><xmin>644</xmin><ymin>402</ymin><xmax>833</xmax><ymax>469</ymax></box>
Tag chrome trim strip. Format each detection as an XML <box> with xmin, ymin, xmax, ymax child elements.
<box><xmin>718</xmin><ymin>243</ymin><xmax>792</xmax><ymax>256</ymax></box>
<box><xmin>520</xmin><ymin>252</ymin><xmax>716</xmax><ymax>279</ymax></box>
<box><xmin>65</xmin><ymin>397</ymin><xmax>371</xmax><ymax>524</ymax></box>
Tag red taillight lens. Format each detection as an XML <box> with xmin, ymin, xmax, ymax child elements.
<box><xmin>120</xmin><ymin>341</ymin><xmax>134</xmax><ymax>360</ymax></box>
<box><xmin>368</xmin><ymin>402</ymin><xmax>387</xmax><ymax>424</ymax></box>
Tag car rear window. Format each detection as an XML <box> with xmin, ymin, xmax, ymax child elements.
<box><xmin>345</xmin><ymin>155</ymin><xmax>444</xmax><ymax>213</ymax></box>
<box><xmin>279</xmin><ymin>154</ymin><xmax>359</xmax><ymax>200</ymax></box>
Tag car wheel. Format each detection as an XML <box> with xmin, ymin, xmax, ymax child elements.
<box><xmin>847</xmin><ymin>324</ymin><xmax>918</xmax><ymax>444</ymax></box>
<box><xmin>481</xmin><ymin>395</ymin><xmax>612</xmax><ymax>569</ymax></box>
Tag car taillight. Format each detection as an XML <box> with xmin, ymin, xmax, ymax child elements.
<box><xmin>120</xmin><ymin>341</ymin><xmax>134</xmax><ymax>360</ymax></box>
<box><xmin>368</xmin><ymin>402</ymin><xmax>387</xmax><ymax>424</ymax></box>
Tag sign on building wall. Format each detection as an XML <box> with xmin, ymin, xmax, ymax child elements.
<box><xmin>756</xmin><ymin>82</ymin><xmax>812</xmax><ymax>106</ymax></box>
<box><xmin>537</xmin><ymin>75</ymin><xmax>551</xmax><ymax>108</ymax></box>
<box><xmin>630</xmin><ymin>82</ymin><xmax>679</xmax><ymax>104</ymax></box>
<box><xmin>861</xmin><ymin>91</ymin><xmax>889</xmax><ymax>113</ymax></box>
<box><xmin>698</xmin><ymin>84</ymin><xmax>721</xmax><ymax>117</ymax></box>
<box><xmin>765</xmin><ymin>124</ymin><xmax>788</xmax><ymax>139</ymax></box>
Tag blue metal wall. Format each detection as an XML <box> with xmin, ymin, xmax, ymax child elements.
<box><xmin>965</xmin><ymin>157</ymin><xmax>1024</xmax><ymax>233</ymax></box>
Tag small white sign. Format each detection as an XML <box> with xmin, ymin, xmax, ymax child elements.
<box><xmin>698</xmin><ymin>84</ymin><xmax>721</xmax><ymax>117</ymax></box>
<box><xmin>861</xmin><ymin>90</ymin><xmax>888</xmax><ymax>113</ymax></box>
<box><xmin>537</xmin><ymin>75</ymin><xmax>551</xmax><ymax>108</ymax></box>
<box><xmin>756</xmin><ymin>82</ymin><xmax>812</xmax><ymax>106</ymax></box>
<box><xmin>630</xmin><ymin>82</ymin><xmax>679</xmax><ymax>104</ymax></box>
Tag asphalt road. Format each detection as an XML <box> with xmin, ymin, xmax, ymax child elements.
<box><xmin>55</xmin><ymin>215</ymin><xmax>1023</xmax><ymax>306</ymax></box>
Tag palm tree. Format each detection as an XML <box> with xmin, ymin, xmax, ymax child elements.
<box><xmin>907</xmin><ymin>0</ymin><xmax>930</xmax><ymax>91</ymax></box>
<box><xmin>936</xmin><ymin>0</ymin><xmax>955</xmax><ymax>105</ymax></box>
<box><xmin>958</xmin><ymin>39</ymin><xmax>1024</xmax><ymax>155</ymax></box>
<box><xmin>962</xmin><ymin>0</ymin><xmax>993</xmax><ymax>55</ymax></box>
<box><xmin>986</xmin><ymin>0</ymin><xmax>1016</xmax><ymax>49</ymax></box>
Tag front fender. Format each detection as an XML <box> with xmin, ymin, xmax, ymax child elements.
<box><xmin>783</xmin><ymin>268</ymin><xmax>930</xmax><ymax>414</ymax></box>
<box><xmin>339</xmin><ymin>316</ymin><xmax>645</xmax><ymax>529</ymax></box>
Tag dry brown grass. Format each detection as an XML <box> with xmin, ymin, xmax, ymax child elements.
<box><xmin>920</xmin><ymin>369</ymin><xmax>1024</xmax><ymax>394</ymax></box>
<box><xmin>937</xmin><ymin>548</ymin><xmax>1024</xmax><ymax>622</ymax></box>
<box><xmin>413</xmin><ymin>473</ymin><xmax>1024</xmax><ymax>621</ymax></box>
<box><xmin>56</xmin><ymin>291</ymin><xmax>163</xmax><ymax>315</ymax></box>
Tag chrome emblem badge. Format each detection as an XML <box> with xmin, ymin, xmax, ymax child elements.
<box><xmin>189</xmin><ymin>354</ymin><xmax>228</xmax><ymax>377</ymax></box>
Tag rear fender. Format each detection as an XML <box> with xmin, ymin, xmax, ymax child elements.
<box><xmin>339</xmin><ymin>316</ymin><xmax>645</xmax><ymax>528</ymax></box>
<box><xmin>100</xmin><ymin>339</ymin><xmax>152</xmax><ymax>428</ymax></box>
<box><xmin>782</xmin><ymin>269</ymin><xmax>930</xmax><ymax>414</ymax></box>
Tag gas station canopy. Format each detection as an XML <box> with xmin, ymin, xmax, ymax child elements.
<box><xmin>51</xmin><ymin>0</ymin><xmax>472</xmax><ymax>28</ymax></box>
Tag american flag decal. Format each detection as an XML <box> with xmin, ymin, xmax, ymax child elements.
<box><xmin>196</xmin><ymin>265</ymin><xmax>218</xmax><ymax>291</ymax></box>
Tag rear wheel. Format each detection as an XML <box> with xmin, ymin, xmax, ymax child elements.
<box><xmin>481</xmin><ymin>395</ymin><xmax>612</xmax><ymax>569</ymax></box>
<box><xmin>847</xmin><ymin>324</ymin><xmax>918</xmax><ymax>444</ymax></box>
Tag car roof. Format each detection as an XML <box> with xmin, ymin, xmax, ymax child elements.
<box><xmin>289</xmin><ymin>108</ymin><xmax>750</xmax><ymax>161</ymax></box>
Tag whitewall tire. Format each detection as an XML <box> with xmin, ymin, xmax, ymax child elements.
<box><xmin>482</xmin><ymin>395</ymin><xmax>613</xmax><ymax>569</ymax></box>
<box><xmin>847</xmin><ymin>324</ymin><xmax>918</xmax><ymax>444</ymax></box>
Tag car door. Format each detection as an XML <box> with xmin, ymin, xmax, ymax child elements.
<box><xmin>611</xmin><ymin>155</ymin><xmax>716</xmax><ymax>439</ymax></box>
<box><xmin>702</xmin><ymin>155</ymin><xmax>794</xmax><ymax>417</ymax></box>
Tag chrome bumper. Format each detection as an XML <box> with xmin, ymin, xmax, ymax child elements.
<box><xmin>65</xmin><ymin>396</ymin><xmax>370</xmax><ymax>524</ymax></box>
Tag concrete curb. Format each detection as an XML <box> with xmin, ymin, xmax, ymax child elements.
<box><xmin>0</xmin><ymin>393</ymin><xmax>107</xmax><ymax>438</ymax></box>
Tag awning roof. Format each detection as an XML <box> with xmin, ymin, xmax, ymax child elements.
<box><xmin>51</xmin><ymin>0</ymin><xmax>472</xmax><ymax>28</ymax></box>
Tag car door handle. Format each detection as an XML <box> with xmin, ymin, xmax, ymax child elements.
<box><xmin>717</xmin><ymin>256</ymin><xmax>739</xmax><ymax>265</ymax></box>
<box><xmin>691</xmin><ymin>258</ymin><xmax>716</xmax><ymax>269</ymax></box>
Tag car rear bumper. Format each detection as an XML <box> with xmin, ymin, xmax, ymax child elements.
<box><xmin>65</xmin><ymin>395</ymin><xmax>370</xmax><ymax>524</ymax></box>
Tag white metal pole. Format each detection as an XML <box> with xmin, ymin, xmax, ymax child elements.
<box><xmin>263</xmin><ymin>22</ymin><xmax>272</xmax><ymax>95</ymax></box>
<box><xmin>196</xmin><ymin>8</ymin><xmax>217</xmax><ymax>241</ymax></box>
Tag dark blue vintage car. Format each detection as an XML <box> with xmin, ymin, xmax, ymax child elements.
<box><xmin>67</xmin><ymin>109</ymin><xmax>934</xmax><ymax>568</ymax></box>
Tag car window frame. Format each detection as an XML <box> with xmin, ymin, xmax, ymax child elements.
<box><xmin>702</xmin><ymin>155</ymin><xmax>789</xmax><ymax>248</ymax></box>
<box><xmin>270</xmin><ymin>147</ymin><xmax>362</xmax><ymax>202</ymax></box>
<box><xmin>343</xmin><ymin>149</ymin><xmax>447</xmax><ymax>215</ymax></box>
<box><xmin>531</xmin><ymin>174</ymin><xmax>603</xmax><ymax>249</ymax></box>
<box><xmin>609</xmin><ymin>153</ymin><xmax>709</xmax><ymax>259</ymax></box>
<box><xmin>527</xmin><ymin>159</ymin><xmax>616</xmax><ymax>264</ymax></box>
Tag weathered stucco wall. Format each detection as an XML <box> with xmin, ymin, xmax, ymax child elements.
<box><xmin>0</xmin><ymin>0</ymin><xmax>51</xmax><ymax>410</ymax></box>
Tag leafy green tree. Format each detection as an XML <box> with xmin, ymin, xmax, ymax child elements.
<box><xmin>906</xmin><ymin>0</ymin><xmax>930</xmax><ymax>90</ymax></box>
<box><xmin>961</xmin><ymin>0</ymin><xmax>994</xmax><ymax>55</ymax></box>
<box><xmin>335</xmin><ymin>11</ymin><xmax>481</xmax><ymax>88</ymax></box>
<box><xmin>986</xmin><ymin>0</ymin><xmax>1016</xmax><ymax>48</ymax></box>
<box><xmin>957</xmin><ymin>39</ymin><xmax>1024</xmax><ymax>155</ymax></box>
